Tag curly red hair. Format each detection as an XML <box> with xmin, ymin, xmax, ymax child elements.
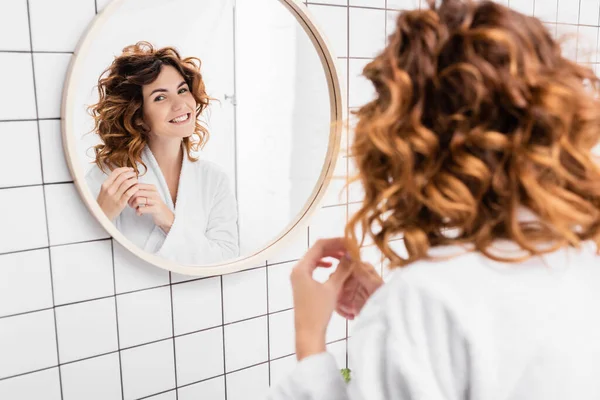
<box><xmin>88</xmin><ymin>41</ymin><xmax>212</xmax><ymax>174</ymax></box>
<box><xmin>346</xmin><ymin>0</ymin><xmax>600</xmax><ymax>267</ymax></box>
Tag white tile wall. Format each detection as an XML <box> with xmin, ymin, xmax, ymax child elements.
<box><xmin>1</xmin><ymin>0</ymin><xmax>597</xmax><ymax>398</ymax></box>
<box><xmin>222</xmin><ymin>267</ymin><xmax>267</xmax><ymax>323</ymax></box>
<box><xmin>0</xmin><ymin>368</ymin><xmax>61</xmax><ymax>400</ymax></box>
<box><xmin>171</xmin><ymin>277</ymin><xmax>222</xmax><ymax>335</ymax></box>
<box><xmin>0</xmin><ymin>53</ymin><xmax>37</xmax><ymax>120</ymax></box>
<box><xmin>39</xmin><ymin>120</ymin><xmax>71</xmax><ymax>183</ymax></box>
<box><xmin>0</xmin><ymin>249</ymin><xmax>53</xmax><ymax>317</ymax></box>
<box><xmin>120</xmin><ymin>340</ymin><xmax>175</xmax><ymax>400</ymax></box>
<box><xmin>224</xmin><ymin>316</ymin><xmax>269</xmax><ymax>372</ymax></box>
<box><xmin>174</xmin><ymin>327</ymin><xmax>224</xmax><ymax>385</ymax></box>
<box><xmin>178</xmin><ymin>376</ymin><xmax>225</xmax><ymax>400</ymax></box>
<box><xmin>0</xmin><ymin>1</ymin><xmax>30</xmax><ymax>52</ymax></box>
<box><xmin>55</xmin><ymin>297</ymin><xmax>118</xmax><ymax>363</ymax></box>
<box><xmin>50</xmin><ymin>240</ymin><xmax>114</xmax><ymax>305</ymax></box>
<box><xmin>0</xmin><ymin>121</ymin><xmax>42</xmax><ymax>188</ymax></box>
<box><xmin>60</xmin><ymin>353</ymin><xmax>122</xmax><ymax>400</ymax></box>
<box><xmin>116</xmin><ymin>287</ymin><xmax>172</xmax><ymax>349</ymax></box>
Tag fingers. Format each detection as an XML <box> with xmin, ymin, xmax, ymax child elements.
<box><xmin>336</xmin><ymin>304</ymin><xmax>355</xmax><ymax>320</ymax></box>
<box><xmin>296</xmin><ymin>238</ymin><xmax>347</xmax><ymax>276</ymax></box>
<box><xmin>121</xmin><ymin>184</ymin><xmax>139</xmax><ymax>204</ymax></box>
<box><xmin>135</xmin><ymin>204</ymin><xmax>157</xmax><ymax>216</ymax></box>
<box><xmin>103</xmin><ymin>167</ymin><xmax>133</xmax><ymax>188</ymax></box>
<box><xmin>135</xmin><ymin>183</ymin><xmax>158</xmax><ymax>192</ymax></box>
<box><xmin>129</xmin><ymin>196</ymin><xmax>149</xmax><ymax>209</ymax></box>
<box><xmin>115</xmin><ymin>175</ymin><xmax>138</xmax><ymax>198</ymax></box>
<box><xmin>325</xmin><ymin>255</ymin><xmax>354</xmax><ymax>291</ymax></box>
<box><xmin>316</xmin><ymin>260</ymin><xmax>334</xmax><ymax>268</ymax></box>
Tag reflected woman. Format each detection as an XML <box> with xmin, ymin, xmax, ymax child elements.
<box><xmin>85</xmin><ymin>41</ymin><xmax>240</xmax><ymax>265</ymax></box>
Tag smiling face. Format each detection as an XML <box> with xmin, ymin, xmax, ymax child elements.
<box><xmin>141</xmin><ymin>64</ymin><xmax>196</xmax><ymax>140</ymax></box>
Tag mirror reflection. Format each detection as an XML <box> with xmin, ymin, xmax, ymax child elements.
<box><xmin>68</xmin><ymin>0</ymin><xmax>333</xmax><ymax>266</ymax></box>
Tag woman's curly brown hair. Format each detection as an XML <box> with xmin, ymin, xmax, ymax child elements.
<box><xmin>346</xmin><ymin>0</ymin><xmax>600</xmax><ymax>267</ymax></box>
<box><xmin>88</xmin><ymin>41</ymin><xmax>212</xmax><ymax>175</ymax></box>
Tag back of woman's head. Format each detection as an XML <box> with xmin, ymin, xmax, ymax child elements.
<box><xmin>89</xmin><ymin>41</ymin><xmax>211</xmax><ymax>174</ymax></box>
<box><xmin>346</xmin><ymin>0</ymin><xmax>600</xmax><ymax>267</ymax></box>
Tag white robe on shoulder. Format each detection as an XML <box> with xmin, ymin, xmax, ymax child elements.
<box><xmin>85</xmin><ymin>146</ymin><xmax>240</xmax><ymax>265</ymax></box>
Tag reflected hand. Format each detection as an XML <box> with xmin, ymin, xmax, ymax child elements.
<box><xmin>128</xmin><ymin>183</ymin><xmax>175</xmax><ymax>233</ymax></box>
<box><xmin>97</xmin><ymin>167</ymin><xmax>139</xmax><ymax>221</ymax></box>
<box><xmin>336</xmin><ymin>260</ymin><xmax>383</xmax><ymax>320</ymax></box>
<box><xmin>290</xmin><ymin>238</ymin><xmax>353</xmax><ymax>361</ymax></box>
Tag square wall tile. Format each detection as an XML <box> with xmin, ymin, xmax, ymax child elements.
<box><xmin>269</xmin><ymin>310</ymin><xmax>295</xmax><ymax>359</ymax></box>
<box><xmin>117</xmin><ymin>286</ymin><xmax>172</xmax><ymax>348</ymax></box>
<box><xmin>222</xmin><ymin>267</ymin><xmax>267</xmax><ymax>323</ymax></box>
<box><xmin>33</xmin><ymin>53</ymin><xmax>71</xmax><ymax>119</ymax></box>
<box><xmin>226</xmin><ymin>363</ymin><xmax>270</xmax><ymax>400</ymax></box>
<box><xmin>121</xmin><ymin>340</ymin><xmax>176</xmax><ymax>400</ymax></box>
<box><xmin>348</xmin><ymin>58</ymin><xmax>376</xmax><ymax>108</ymax></box>
<box><xmin>557</xmin><ymin>23</ymin><xmax>579</xmax><ymax>61</ymax></box>
<box><xmin>308</xmin><ymin>4</ymin><xmax>348</xmax><ymax>58</ymax></box>
<box><xmin>327</xmin><ymin>339</ymin><xmax>347</xmax><ymax>369</ymax></box>
<box><xmin>267</xmin><ymin>261</ymin><xmax>295</xmax><ymax>313</ymax></box>
<box><xmin>321</xmin><ymin>154</ymin><xmax>348</xmax><ymax>207</ymax></box>
<box><xmin>39</xmin><ymin>120</ymin><xmax>72</xmax><ymax>183</ymax></box>
<box><xmin>175</xmin><ymin>327</ymin><xmax>224</xmax><ymax>386</ymax></box>
<box><xmin>0</xmin><ymin>53</ymin><xmax>36</xmax><ymax>120</ymax></box>
<box><xmin>580</xmin><ymin>0</ymin><xmax>600</xmax><ymax>26</ymax></box>
<box><xmin>309</xmin><ymin>0</ymin><xmax>346</xmax><ymax>5</ymax></box>
<box><xmin>28</xmin><ymin>0</ymin><xmax>95</xmax><ymax>52</ymax></box>
<box><xmin>60</xmin><ymin>353</ymin><xmax>121</xmax><ymax>400</ymax></box>
<box><xmin>0</xmin><ymin>310</ymin><xmax>57</xmax><ymax>379</ymax></box>
<box><xmin>556</xmin><ymin>0</ymin><xmax>580</xmax><ymax>24</ymax></box>
<box><xmin>55</xmin><ymin>297</ymin><xmax>118</xmax><ymax>363</ymax></box>
<box><xmin>386</xmin><ymin>10</ymin><xmax>401</xmax><ymax>42</ymax></box>
<box><xmin>146</xmin><ymin>391</ymin><xmax>176</xmax><ymax>400</ymax></box>
<box><xmin>267</xmin><ymin>226</ymin><xmax>308</xmax><ymax>264</ymax></box>
<box><xmin>0</xmin><ymin>368</ymin><xmax>61</xmax><ymax>400</ymax></box>
<box><xmin>113</xmin><ymin>241</ymin><xmax>170</xmax><ymax>294</ymax></box>
<box><xmin>0</xmin><ymin>121</ymin><xmax>42</xmax><ymax>188</ymax></box>
<box><xmin>577</xmin><ymin>26</ymin><xmax>599</xmax><ymax>62</ymax></box>
<box><xmin>45</xmin><ymin>183</ymin><xmax>108</xmax><ymax>246</ymax></box>
<box><xmin>172</xmin><ymin>277</ymin><xmax>222</xmax><ymax>336</ymax></box>
<box><xmin>534</xmin><ymin>0</ymin><xmax>558</xmax><ymax>22</ymax></box>
<box><xmin>327</xmin><ymin>311</ymin><xmax>347</xmax><ymax>343</ymax></box>
<box><xmin>348</xmin><ymin>157</ymin><xmax>365</xmax><ymax>203</ymax></box>
<box><xmin>0</xmin><ymin>186</ymin><xmax>48</xmax><ymax>253</ymax></box>
<box><xmin>348</xmin><ymin>202</ymin><xmax>374</xmax><ymax>247</ymax></box>
<box><xmin>178</xmin><ymin>376</ymin><xmax>225</xmax><ymax>400</ymax></box>
<box><xmin>224</xmin><ymin>316</ymin><xmax>268</xmax><ymax>372</ymax></box>
<box><xmin>269</xmin><ymin>355</ymin><xmax>297</xmax><ymax>388</ymax></box>
<box><xmin>309</xmin><ymin>205</ymin><xmax>347</xmax><ymax>246</ymax></box>
<box><xmin>51</xmin><ymin>240</ymin><xmax>114</xmax><ymax>305</ymax></box>
<box><xmin>349</xmin><ymin>8</ymin><xmax>386</xmax><ymax>58</ymax></box>
<box><xmin>351</xmin><ymin>0</ymin><xmax>385</xmax><ymax>6</ymax></box>
<box><xmin>387</xmin><ymin>0</ymin><xmax>420</xmax><ymax>10</ymax></box>
<box><xmin>0</xmin><ymin>0</ymin><xmax>30</xmax><ymax>51</ymax></box>
<box><xmin>509</xmin><ymin>0</ymin><xmax>534</xmax><ymax>15</ymax></box>
<box><xmin>0</xmin><ymin>249</ymin><xmax>52</xmax><ymax>317</ymax></box>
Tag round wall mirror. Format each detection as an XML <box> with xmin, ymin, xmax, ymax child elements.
<box><xmin>61</xmin><ymin>0</ymin><xmax>343</xmax><ymax>276</ymax></box>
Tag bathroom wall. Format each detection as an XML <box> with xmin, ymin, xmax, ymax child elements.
<box><xmin>0</xmin><ymin>0</ymin><xmax>598</xmax><ymax>399</ymax></box>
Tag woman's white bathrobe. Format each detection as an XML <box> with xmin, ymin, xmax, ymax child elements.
<box><xmin>269</xmin><ymin>242</ymin><xmax>600</xmax><ymax>400</ymax></box>
<box><xmin>86</xmin><ymin>147</ymin><xmax>240</xmax><ymax>265</ymax></box>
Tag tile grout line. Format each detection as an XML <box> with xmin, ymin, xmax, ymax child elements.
<box><xmin>110</xmin><ymin>240</ymin><xmax>125</xmax><ymax>400</ymax></box>
<box><xmin>168</xmin><ymin>272</ymin><xmax>179</xmax><ymax>400</ymax></box>
<box><xmin>345</xmin><ymin>0</ymin><xmax>351</xmax><ymax>372</ymax></box>
<box><xmin>265</xmin><ymin>265</ymin><xmax>271</xmax><ymax>386</ymax></box>
<box><xmin>220</xmin><ymin>276</ymin><xmax>228</xmax><ymax>400</ymax></box>
<box><xmin>25</xmin><ymin>1</ymin><xmax>64</xmax><ymax>399</ymax></box>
